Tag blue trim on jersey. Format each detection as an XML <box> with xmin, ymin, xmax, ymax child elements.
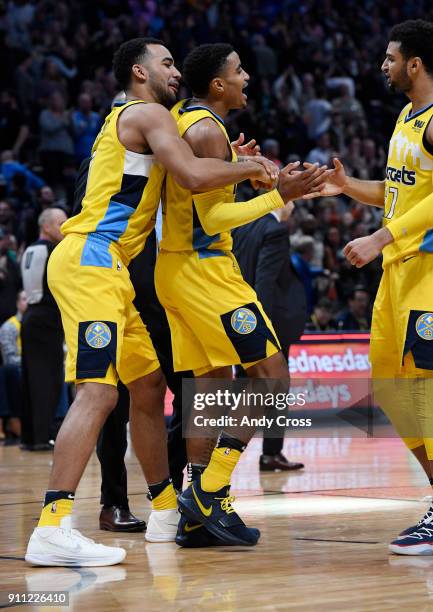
<box><xmin>116</xmin><ymin>174</ymin><xmax>148</xmax><ymax>209</ymax></box>
<box><xmin>179</xmin><ymin>103</ymin><xmax>225</xmax><ymax>126</ymax></box>
<box><xmin>96</xmin><ymin>200</ymin><xmax>135</xmax><ymax>240</ymax></box>
<box><xmin>192</xmin><ymin>227</ymin><xmax>226</xmax><ymax>258</ymax></box>
<box><xmin>420</xmin><ymin>229</ymin><xmax>433</xmax><ymax>253</ymax></box>
<box><xmin>193</xmin><ymin>227</ymin><xmax>220</xmax><ymax>249</ymax></box>
<box><xmin>405</xmin><ymin>102</ymin><xmax>433</xmax><ymax>123</ymax></box>
<box><xmin>80</xmin><ymin>233</ymin><xmax>113</xmax><ymax>268</ymax></box>
<box><xmin>197</xmin><ymin>248</ymin><xmax>226</xmax><ymax>259</ymax></box>
<box><xmin>80</xmin><ymin>200</ymin><xmax>135</xmax><ymax>267</ymax></box>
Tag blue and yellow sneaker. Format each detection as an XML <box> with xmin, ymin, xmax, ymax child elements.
<box><xmin>398</xmin><ymin>504</ymin><xmax>433</xmax><ymax>537</ymax></box>
<box><xmin>390</xmin><ymin>526</ymin><xmax>433</xmax><ymax>555</ymax></box>
<box><xmin>177</xmin><ymin>480</ymin><xmax>258</xmax><ymax>546</ymax></box>
<box><xmin>175</xmin><ymin>512</ymin><xmax>260</xmax><ymax>548</ymax></box>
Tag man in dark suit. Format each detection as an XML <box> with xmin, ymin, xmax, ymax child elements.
<box><xmin>232</xmin><ymin>202</ymin><xmax>307</xmax><ymax>471</ymax></box>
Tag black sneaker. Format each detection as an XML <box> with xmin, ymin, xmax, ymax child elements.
<box><xmin>178</xmin><ymin>479</ymin><xmax>258</xmax><ymax>546</ymax></box>
<box><xmin>175</xmin><ymin>512</ymin><xmax>260</xmax><ymax>547</ymax></box>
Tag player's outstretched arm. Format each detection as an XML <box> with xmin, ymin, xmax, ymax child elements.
<box><xmin>194</xmin><ymin>162</ymin><xmax>329</xmax><ymax>235</ymax></box>
<box><xmin>133</xmin><ymin>104</ymin><xmax>277</xmax><ymax>190</ymax></box>
<box><xmin>304</xmin><ymin>158</ymin><xmax>385</xmax><ymax>207</ymax></box>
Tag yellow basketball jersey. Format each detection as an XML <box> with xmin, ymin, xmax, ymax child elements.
<box><xmin>382</xmin><ymin>101</ymin><xmax>433</xmax><ymax>266</ymax></box>
<box><xmin>159</xmin><ymin>99</ymin><xmax>237</xmax><ymax>255</ymax></box>
<box><xmin>61</xmin><ymin>100</ymin><xmax>165</xmax><ymax>264</ymax></box>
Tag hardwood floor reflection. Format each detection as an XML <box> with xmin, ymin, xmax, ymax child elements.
<box><xmin>1</xmin><ymin>436</ymin><xmax>432</xmax><ymax>610</ymax></box>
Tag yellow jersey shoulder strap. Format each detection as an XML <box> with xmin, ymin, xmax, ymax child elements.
<box><xmin>397</xmin><ymin>100</ymin><xmax>433</xmax><ymax>160</ymax></box>
<box><xmin>92</xmin><ymin>99</ymin><xmax>148</xmax><ymax>154</ymax></box>
<box><xmin>171</xmin><ymin>99</ymin><xmax>236</xmax><ymax>160</ymax></box>
<box><xmin>112</xmin><ymin>99</ymin><xmax>147</xmax><ymax>113</ymax></box>
<box><xmin>396</xmin><ymin>102</ymin><xmax>412</xmax><ymax>123</ymax></box>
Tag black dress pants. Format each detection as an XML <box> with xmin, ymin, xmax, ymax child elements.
<box><xmin>21</xmin><ymin>307</ymin><xmax>64</xmax><ymax>445</ymax></box>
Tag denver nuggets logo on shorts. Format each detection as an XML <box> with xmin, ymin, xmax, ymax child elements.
<box><xmin>230</xmin><ymin>308</ymin><xmax>257</xmax><ymax>335</ymax></box>
<box><xmin>85</xmin><ymin>322</ymin><xmax>111</xmax><ymax>349</ymax></box>
<box><xmin>416</xmin><ymin>313</ymin><xmax>433</xmax><ymax>340</ymax></box>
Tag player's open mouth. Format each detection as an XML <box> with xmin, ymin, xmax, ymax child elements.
<box><xmin>242</xmin><ymin>83</ymin><xmax>248</xmax><ymax>100</ymax></box>
<box><xmin>169</xmin><ymin>84</ymin><xmax>179</xmax><ymax>93</ymax></box>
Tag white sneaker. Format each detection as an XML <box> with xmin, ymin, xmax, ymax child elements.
<box><xmin>25</xmin><ymin>516</ymin><xmax>126</xmax><ymax>567</ymax></box>
<box><xmin>145</xmin><ymin>508</ymin><xmax>179</xmax><ymax>542</ymax></box>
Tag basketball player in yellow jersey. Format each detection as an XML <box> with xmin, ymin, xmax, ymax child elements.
<box><xmin>155</xmin><ymin>43</ymin><xmax>329</xmax><ymax>547</ymax></box>
<box><xmin>309</xmin><ymin>20</ymin><xmax>433</xmax><ymax>555</ymax></box>
<box><xmin>25</xmin><ymin>38</ymin><xmax>279</xmax><ymax>568</ymax></box>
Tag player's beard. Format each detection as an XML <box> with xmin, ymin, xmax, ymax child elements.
<box><xmin>148</xmin><ymin>71</ymin><xmax>177</xmax><ymax>109</ymax></box>
<box><xmin>389</xmin><ymin>65</ymin><xmax>412</xmax><ymax>94</ymax></box>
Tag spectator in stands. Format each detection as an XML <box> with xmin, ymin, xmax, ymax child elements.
<box><xmin>0</xmin><ymin>150</ymin><xmax>45</xmax><ymax>194</ymax></box>
<box><xmin>343</xmin><ymin>136</ymin><xmax>366</xmax><ymax>179</ymax></box>
<box><xmin>291</xmin><ymin>213</ymin><xmax>324</xmax><ymax>267</ymax></box>
<box><xmin>36</xmin><ymin>60</ymin><xmax>68</xmax><ymax>109</ymax></box>
<box><xmin>303</xmin><ymin>85</ymin><xmax>332</xmax><ymax>141</ymax></box>
<box><xmin>291</xmin><ymin>236</ymin><xmax>326</xmax><ymax>314</ymax></box>
<box><xmin>0</xmin><ymin>200</ymin><xmax>17</xmax><ymax>236</ymax></box>
<box><xmin>39</xmin><ymin>91</ymin><xmax>74</xmax><ymax>187</ymax></box>
<box><xmin>0</xmin><ymin>91</ymin><xmax>29</xmax><ymax>159</ymax></box>
<box><xmin>0</xmin><ymin>226</ymin><xmax>22</xmax><ymax>325</ymax></box>
<box><xmin>71</xmin><ymin>93</ymin><xmax>103</xmax><ymax>163</ymax></box>
<box><xmin>362</xmin><ymin>138</ymin><xmax>386</xmax><ymax>181</ymax></box>
<box><xmin>8</xmin><ymin>175</ymin><xmax>35</xmax><ymax>235</ymax></box>
<box><xmin>323</xmin><ymin>225</ymin><xmax>344</xmax><ymax>274</ymax></box>
<box><xmin>15</xmin><ymin>54</ymin><xmax>36</xmax><ymax>120</ymax></box>
<box><xmin>262</xmin><ymin>138</ymin><xmax>283</xmax><ymax>168</ymax></box>
<box><xmin>37</xmin><ymin>185</ymin><xmax>57</xmax><ymax>210</ymax></box>
<box><xmin>305</xmin><ymin>297</ymin><xmax>337</xmax><ymax>332</ymax></box>
<box><xmin>332</xmin><ymin>83</ymin><xmax>366</xmax><ymax>131</ymax></box>
<box><xmin>252</xmin><ymin>34</ymin><xmax>278</xmax><ymax>80</ymax></box>
<box><xmin>0</xmin><ymin>289</ymin><xmax>27</xmax><ymax>365</ymax></box>
<box><xmin>273</xmin><ymin>65</ymin><xmax>303</xmax><ymax>115</ymax></box>
<box><xmin>0</xmin><ymin>289</ymin><xmax>28</xmax><ymax>442</ymax></box>
<box><xmin>6</xmin><ymin>0</ymin><xmax>35</xmax><ymax>50</ymax></box>
<box><xmin>306</xmin><ymin>131</ymin><xmax>334</xmax><ymax>167</ymax></box>
<box><xmin>336</xmin><ymin>287</ymin><xmax>371</xmax><ymax>331</ymax></box>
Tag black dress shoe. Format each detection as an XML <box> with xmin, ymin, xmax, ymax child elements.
<box><xmin>99</xmin><ymin>506</ymin><xmax>146</xmax><ymax>532</ymax></box>
<box><xmin>259</xmin><ymin>453</ymin><xmax>304</xmax><ymax>472</ymax></box>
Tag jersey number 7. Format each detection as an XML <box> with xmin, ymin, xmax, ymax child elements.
<box><xmin>384</xmin><ymin>186</ymin><xmax>398</xmax><ymax>219</ymax></box>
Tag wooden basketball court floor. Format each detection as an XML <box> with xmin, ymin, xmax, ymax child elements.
<box><xmin>1</xmin><ymin>433</ymin><xmax>433</xmax><ymax>611</ymax></box>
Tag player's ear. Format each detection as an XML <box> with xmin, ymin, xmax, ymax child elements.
<box><xmin>211</xmin><ymin>77</ymin><xmax>225</xmax><ymax>96</ymax></box>
<box><xmin>132</xmin><ymin>63</ymin><xmax>148</xmax><ymax>83</ymax></box>
<box><xmin>409</xmin><ymin>57</ymin><xmax>422</xmax><ymax>73</ymax></box>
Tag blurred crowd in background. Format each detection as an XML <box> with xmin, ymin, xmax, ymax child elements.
<box><xmin>0</xmin><ymin>0</ymin><xmax>431</xmax><ymax>336</ymax></box>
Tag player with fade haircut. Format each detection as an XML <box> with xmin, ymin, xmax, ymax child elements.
<box><xmin>155</xmin><ymin>42</ymin><xmax>330</xmax><ymax>547</ymax></box>
<box><xmin>312</xmin><ymin>20</ymin><xmax>433</xmax><ymax>555</ymax></box>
